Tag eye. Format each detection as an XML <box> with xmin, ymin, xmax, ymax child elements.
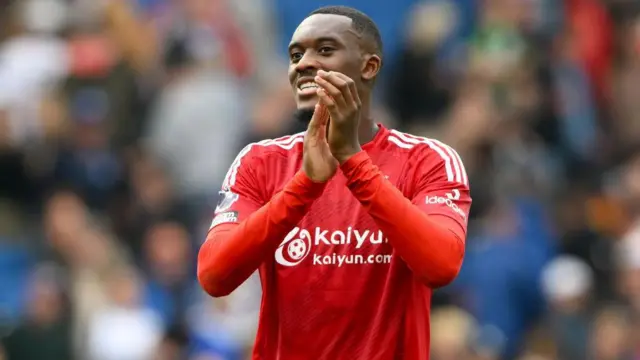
<box><xmin>318</xmin><ymin>46</ymin><xmax>334</xmax><ymax>55</ymax></box>
<box><xmin>290</xmin><ymin>52</ymin><xmax>303</xmax><ymax>63</ymax></box>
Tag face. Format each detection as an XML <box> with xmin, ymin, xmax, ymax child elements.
<box><xmin>145</xmin><ymin>222</ymin><xmax>190</xmax><ymax>281</ymax></box>
<box><xmin>287</xmin><ymin>14</ymin><xmax>378</xmax><ymax>119</ymax></box>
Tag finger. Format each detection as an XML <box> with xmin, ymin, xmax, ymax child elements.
<box><xmin>307</xmin><ymin>103</ymin><xmax>323</xmax><ymax>135</ymax></box>
<box><xmin>313</xmin><ymin>102</ymin><xmax>330</xmax><ymax>134</ymax></box>
<box><xmin>325</xmin><ymin>119</ymin><xmax>330</xmax><ymax>140</ymax></box>
<box><xmin>331</xmin><ymin>72</ymin><xmax>360</xmax><ymax>107</ymax></box>
<box><xmin>319</xmin><ymin>71</ymin><xmax>354</xmax><ymax>106</ymax></box>
<box><xmin>318</xmin><ymin>88</ymin><xmax>343</xmax><ymax>124</ymax></box>
<box><xmin>318</xmin><ymin>120</ymin><xmax>327</xmax><ymax>140</ymax></box>
<box><xmin>315</xmin><ymin>75</ymin><xmax>347</xmax><ymax>109</ymax></box>
<box><xmin>316</xmin><ymin>88</ymin><xmax>337</xmax><ymax>113</ymax></box>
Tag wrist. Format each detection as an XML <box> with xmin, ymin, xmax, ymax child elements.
<box><xmin>334</xmin><ymin>147</ymin><xmax>363</xmax><ymax>165</ymax></box>
<box><xmin>292</xmin><ymin>171</ymin><xmax>327</xmax><ymax>199</ymax></box>
<box><xmin>339</xmin><ymin>151</ymin><xmax>370</xmax><ymax>173</ymax></box>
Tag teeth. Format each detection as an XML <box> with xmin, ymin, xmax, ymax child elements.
<box><xmin>299</xmin><ymin>82</ymin><xmax>318</xmax><ymax>90</ymax></box>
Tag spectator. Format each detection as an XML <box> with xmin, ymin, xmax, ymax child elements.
<box><xmin>1</xmin><ymin>0</ymin><xmax>640</xmax><ymax>359</ymax></box>
<box><xmin>541</xmin><ymin>255</ymin><xmax>593</xmax><ymax>360</ymax></box>
<box><xmin>142</xmin><ymin>221</ymin><xmax>199</xmax><ymax>328</ymax></box>
<box><xmin>85</xmin><ymin>266</ymin><xmax>163</xmax><ymax>360</ymax></box>
<box><xmin>2</xmin><ymin>263</ymin><xmax>74</xmax><ymax>360</ymax></box>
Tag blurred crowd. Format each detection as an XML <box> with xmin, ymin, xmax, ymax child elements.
<box><xmin>0</xmin><ymin>0</ymin><xmax>640</xmax><ymax>359</ymax></box>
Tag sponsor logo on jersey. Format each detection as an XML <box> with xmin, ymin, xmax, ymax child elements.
<box><xmin>275</xmin><ymin>227</ymin><xmax>392</xmax><ymax>267</ymax></box>
<box><xmin>425</xmin><ymin>195</ymin><xmax>466</xmax><ymax>219</ymax></box>
<box><xmin>210</xmin><ymin>211</ymin><xmax>238</xmax><ymax>229</ymax></box>
<box><xmin>215</xmin><ymin>191</ymin><xmax>239</xmax><ymax>213</ymax></box>
<box><xmin>446</xmin><ymin>189</ymin><xmax>460</xmax><ymax>200</ymax></box>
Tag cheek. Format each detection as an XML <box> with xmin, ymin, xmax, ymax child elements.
<box><xmin>348</xmin><ymin>56</ymin><xmax>367</xmax><ymax>77</ymax></box>
<box><xmin>288</xmin><ymin>67</ymin><xmax>296</xmax><ymax>82</ymax></box>
<box><xmin>323</xmin><ymin>57</ymin><xmax>361</xmax><ymax>78</ymax></box>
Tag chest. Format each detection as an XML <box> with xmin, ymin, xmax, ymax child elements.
<box><xmin>268</xmin><ymin>149</ymin><xmax>408</xmax><ymax>226</ymax></box>
<box><xmin>267</xmin><ymin>151</ymin><xmax>408</xmax><ymax>271</ymax></box>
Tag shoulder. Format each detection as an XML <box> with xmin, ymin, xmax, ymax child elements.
<box><xmin>238</xmin><ymin>132</ymin><xmax>305</xmax><ymax>159</ymax></box>
<box><xmin>222</xmin><ymin>132</ymin><xmax>304</xmax><ymax>190</ymax></box>
<box><xmin>229</xmin><ymin>132</ymin><xmax>305</xmax><ymax>167</ymax></box>
<box><xmin>385</xmin><ymin>129</ymin><xmax>468</xmax><ymax>185</ymax></box>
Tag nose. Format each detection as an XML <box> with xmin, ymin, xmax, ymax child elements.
<box><xmin>294</xmin><ymin>52</ymin><xmax>320</xmax><ymax>74</ymax></box>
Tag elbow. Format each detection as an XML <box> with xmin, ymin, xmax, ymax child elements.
<box><xmin>424</xmin><ymin>260</ymin><xmax>463</xmax><ymax>288</ymax></box>
<box><xmin>197</xmin><ymin>246</ymin><xmax>236</xmax><ymax>298</ymax></box>
<box><xmin>197</xmin><ymin>265</ymin><xmax>235</xmax><ymax>298</ymax></box>
<box><xmin>422</xmin><ymin>242</ymin><xmax>465</xmax><ymax>288</ymax></box>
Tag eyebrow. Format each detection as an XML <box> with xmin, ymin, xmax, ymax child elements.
<box><xmin>288</xmin><ymin>36</ymin><xmax>341</xmax><ymax>53</ymax></box>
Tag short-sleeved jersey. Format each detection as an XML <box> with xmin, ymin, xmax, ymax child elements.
<box><xmin>211</xmin><ymin>124</ymin><xmax>471</xmax><ymax>360</ymax></box>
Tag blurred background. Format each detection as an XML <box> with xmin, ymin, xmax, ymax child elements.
<box><xmin>0</xmin><ymin>0</ymin><xmax>638</xmax><ymax>359</ymax></box>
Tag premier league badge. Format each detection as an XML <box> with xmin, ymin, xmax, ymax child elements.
<box><xmin>215</xmin><ymin>190</ymin><xmax>239</xmax><ymax>214</ymax></box>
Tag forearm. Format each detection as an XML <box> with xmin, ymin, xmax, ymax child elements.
<box><xmin>104</xmin><ymin>0</ymin><xmax>158</xmax><ymax>73</ymax></box>
<box><xmin>341</xmin><ymin>152</ymin><xmax>465</xmax><ymax>287</ymax></box>
<box><xmin>197</xmin><ymin>171</ymin><xmax>325</xmax><ymax>297</ymax></box>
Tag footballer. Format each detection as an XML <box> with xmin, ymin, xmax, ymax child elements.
<box><xmin>197</xmin><ymin>6</ymin><xmax>471</xmax><ymax>360</ymax></box>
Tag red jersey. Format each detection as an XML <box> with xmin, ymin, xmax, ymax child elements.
<box><xmin>198</xmin><ymin>124</ymin><xmax>471</xmax><ymax>360</ymax></box>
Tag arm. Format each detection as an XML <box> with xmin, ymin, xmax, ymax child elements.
<box><xmin>200</xmin><ymin>103</ymin><xmax>337</xmax><ymax>297</ymax></box>
<box><xmin>103</xmin><ymin>0</ymin><xmax>160</xmax><ymax>74</ymax></box>
<box><xmin>197</xmin><ymin>154</ymin><xmax>325</xmax><ymax>297</ymax></box>
<box><xmin>341</xmin><ymin>150</ymin><xmax>471</xmax><ymax>288</ymax></box>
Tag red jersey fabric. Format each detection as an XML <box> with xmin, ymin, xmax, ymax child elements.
<box><xmin>198</xmin><ymin>124</ymin><xmax>471</xmax><ymax>360</ymax></box>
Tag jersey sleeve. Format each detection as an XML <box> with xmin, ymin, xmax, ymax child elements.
<box><xmin>209</xmin><ymin>147</ymin><xmax>265</xmax><ymax>231</ymax></box>
<box><xmin>199</xmin><ymin>142</ymin><xmax>326</xmax><ymax>297</ymax></box>
<box><xmin>340</xmin><ymin>144</ymin><xmax>470</xmax><ymax>288</ymax></box>
<box><xmin>410</xmin><ymin>144</ymin><xmax>471</xmax><ymax>235</ymax></box>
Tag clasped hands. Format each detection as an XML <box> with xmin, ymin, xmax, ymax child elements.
<box><xmin>303</xmin><ymin>70</ymin><xmax>363</xmax><ymax>183</ymax></box>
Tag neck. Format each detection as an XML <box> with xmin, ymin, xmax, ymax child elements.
<box><xmin>358</xmin><ymin>97</ymin><xmax>379</xmax><ymax>145</ymax></box>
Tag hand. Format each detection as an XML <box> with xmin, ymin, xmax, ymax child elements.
<box><xmin>302</xmin><ymin>103</ymin><xmax>338</xmax><ymax>182</ymax></box>
<box><xmin>315</xmin><ymin>70</ymin><xmax>362</xmax><ymax>164</ymax></box>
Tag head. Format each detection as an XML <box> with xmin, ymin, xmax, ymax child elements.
<box><xmin>26</xmin><ymin>263</ymin><xmax>68</xmax><ymax>326</ymax></box>
<box><xmin>106</xmin><ymin>266</ymin><xmax>143</xmax><ymax>308</ymax></box>
<box><xmin>590</xmin><ymin>306</ymin><xmax>632</xmax><ymax>360</ymax></box>
<box><xmin>288</xmin><ymin>6</ymin><xmax>383</xmax><ymax>123</ymax></box>
<box><xmin>144</xmin><ymin>221</ymin><xmax>192</xmax><ymax>284</ymax></box>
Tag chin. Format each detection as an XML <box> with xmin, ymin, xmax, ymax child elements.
<box><xmin>294</xmin><ymin>105</ymin><xmax>316</xmax><ymax>124</ymax></box>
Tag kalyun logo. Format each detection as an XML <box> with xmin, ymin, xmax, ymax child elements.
<box><xmin>275</xmin><ymin>227</ymin><xmax>391</xmax><ymax>267</ymax></box>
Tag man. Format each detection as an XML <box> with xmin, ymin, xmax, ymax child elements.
<box><xmin>197</xmin><ymin>6</ymin><xmax>471</xmax><ymax>360</ymax></box>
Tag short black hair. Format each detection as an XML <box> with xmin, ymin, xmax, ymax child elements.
<box><xmin>309</xmin><ymin>6</ymin><xmax>383</xmax><ymax>56</ymax></box>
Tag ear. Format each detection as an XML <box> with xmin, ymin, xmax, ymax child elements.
<box><xmin>361</xmin><ymin>54</ymin><xmax>382</xmax><ymax>82</ymax></box>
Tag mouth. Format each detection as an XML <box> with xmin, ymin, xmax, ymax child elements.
<box><xmin>296</xmin><ymin>78</ymin><xmax>319</xmax><ymax>97</ymax></box>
